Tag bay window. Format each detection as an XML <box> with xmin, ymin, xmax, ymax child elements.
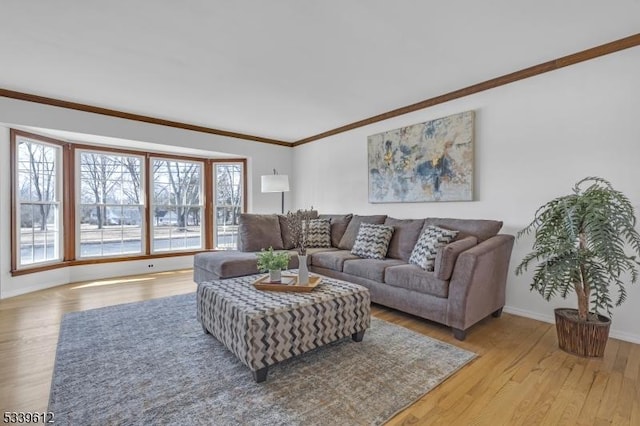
<box><xmin>10</xmin><ymin>129</ymin><xmax>246</xmax><ymax>275</ymax></box>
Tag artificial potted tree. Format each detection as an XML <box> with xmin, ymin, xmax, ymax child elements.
<box><xmin>516</xmin><ymin>177</ymin><xmax>640</xmax><ymax>357</ymax></box>
<box><xmin>256</xmin><ymin>247</ymin><xmax>290</xmax><ymax>283</ymax></box>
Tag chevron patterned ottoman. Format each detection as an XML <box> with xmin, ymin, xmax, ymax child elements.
<box><xmin>197</xmin><ymin>274</ymin><xmax>371</xmax><ymax>382</ymax></box>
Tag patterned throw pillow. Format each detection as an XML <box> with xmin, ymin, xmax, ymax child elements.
<box><xmin>409</xmin><ymin>226</ymin><xmax>459</xmax><ymax>271</ymax></box>
<box><xmin>305</xmin><ymin>219</ymin><xmax>331</xmax><ymax>248</ymax></box>
<box><xmin>351</xmin><ymin>223</ymin><xmax>394</xmax><ymax>260</ymax></box>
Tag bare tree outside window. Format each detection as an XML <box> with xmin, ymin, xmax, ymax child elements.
<box><xmin>121</xmin><ymin>156</ymin><xmax>143</xmax><ymax>205</ymax></box>
<box><xmin>78</xmin><ymin>151</ymin><xmax>144</xmax><ymax>258</ymax></box>
<box><xmin>17</xmin><ymin>138</ymin><xmax>61</xmax><ymax>265</ymax></box>
<box><xmin>214</xmin><ymin>162</ymin><xmax>244</xmax><ymax>249</ymax></box>
<box><xmin>80</xmin><ymin>153</ymin><xmax>121</xmax><ymax>229</ymax></box>
<box><xmin>152</xmin><ymin>159</ymin><xmax>203</xmax><ymax>252</ymax></box>
<box><xmin>21</xmin><ymin>142</ymin><xmax>55</xmax><ymax>230</ymax></box>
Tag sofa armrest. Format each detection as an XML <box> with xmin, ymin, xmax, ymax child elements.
<box><xmin>446</xmin><ymin>234</ymin><xmax>515</xmax><ymax>331</ymax></box>
<box><xmin>434</xmin><ymin>236</ymin><xmax>478</xmax><ymax>280</ymax></box>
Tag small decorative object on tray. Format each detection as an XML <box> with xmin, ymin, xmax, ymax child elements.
<box><xmin>253</xmin><ymin>274</ymin><xmax>322</xmax><ymax>292</ymax></box>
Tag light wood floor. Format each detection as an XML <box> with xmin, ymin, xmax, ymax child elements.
<box><xmin>1</xmin><ymin>269</ymin><xmax>638</xmax><ymax>425</ymax></box>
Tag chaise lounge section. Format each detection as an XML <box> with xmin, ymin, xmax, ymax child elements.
<box><xmin>194</xmin><ymin>213</ymin><xmax>514</xmax><ymax>340</ymax></box>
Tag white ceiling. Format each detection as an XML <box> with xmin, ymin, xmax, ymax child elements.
<box><xmin>1</xmin><ymin>1</ymin><xmax>639</xmax><ymax>142</ymax></box>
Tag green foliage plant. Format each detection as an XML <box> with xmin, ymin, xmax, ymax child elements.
<box><xmin>516</xmin><ymin>177</ymin><xmax>640</xmax><ymax>321</ymax></box>
<box><xmin>256</xmin><ymin>247</ymin><xmax>290</xmax><ymax>272</ymax></box>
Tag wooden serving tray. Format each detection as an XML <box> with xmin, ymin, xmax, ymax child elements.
<box><xmin>253</xmin><ymin>274</ymin><xmax>322</xmax><ymax>292</ymax></box>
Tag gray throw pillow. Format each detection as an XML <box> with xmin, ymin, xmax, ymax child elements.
<box><xmin>238</xmin><ymin>214</ymin><xmax>284</xmax><ymax>252</ymax></box>
<box><xmin>338</xmin><ymin>215</ymin><xmax>387</xmax><ymax>250</ymax></box>
<box><xmin>384</xmin><ymin>217</ymin><xmax>426</xmax><ymax>261</ymax></box>
<box><xmin>319</xmin><ymin>214</ymin><xmax>353</xmax><ymax>247</ymax></box>
<box><xmin>305</xmin><ymin>218</ymin><xmax>331</xmax><ymax>248</ymax></box>
<box><xmin>409</xmin><ymin>226</ymin><xmax>459</xmax><ymax>271</ymax></box>
<box><xmin>351</xmin><ymin>223</ymin><xmax>394</xmax><ymax>260</ymax></box>
<box><xmin>278</xmin><ymin>215</ymin><xmax>296</xmax><ymax>249</ymax></box>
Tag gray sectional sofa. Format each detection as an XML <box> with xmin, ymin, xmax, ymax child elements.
<box><xmin>194</xmin><ymin>213</ymin><xmax>514</xmax><ymax>340</ymax></box>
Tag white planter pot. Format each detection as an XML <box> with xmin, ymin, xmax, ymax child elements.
<box><xmin>269</xmin><ymin>269</ymin><xmax>282</xmax><ymax>283</ymax></box>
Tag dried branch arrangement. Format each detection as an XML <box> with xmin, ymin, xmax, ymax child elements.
<box><xmin>286</xmin><ymin>208</ymin><xmax>315</xmax><ymax>256</ymax></box>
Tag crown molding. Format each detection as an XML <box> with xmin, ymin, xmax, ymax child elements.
<box><xmin>293</xmin><ymin>33</ymin><xmax>640</xmax><ymax>146</ymax></box>
<box><xmin>0</xmin><ymin>88</ymin><xmax>292</xmax><ymax>147</ymax></box>
<box><xmin>1</xmin><ymin>33</ymin><xmax>638</xmax><ymax>148</ymax></box>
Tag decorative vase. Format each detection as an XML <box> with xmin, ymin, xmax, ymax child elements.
<box><xmin>269</xmin><ymin>269</ymin><xmax>282</xmax><ymax>283</ymax></box>
<box><xmin>297</xmin><ymin>254</ymin><xmax>309</xmax><ymax>285</ymax></box>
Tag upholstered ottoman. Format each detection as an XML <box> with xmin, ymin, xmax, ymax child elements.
<box><xmin>196</xmin><ymin>274</ymin><xmax>371</xmax><ymax>382</ymax></box>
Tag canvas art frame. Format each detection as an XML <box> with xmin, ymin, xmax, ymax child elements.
<box><xmin>368</xmin><ymin>111</ymin><xmax>474</xmax><ymax>203</ymax></box>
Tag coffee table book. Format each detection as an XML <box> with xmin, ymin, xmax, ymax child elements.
<box><xmin>253</xmin><ymin>274</ymin><xmax>322</xmax><ymax>292</ymax></box>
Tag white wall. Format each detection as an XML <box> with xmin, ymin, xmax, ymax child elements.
<box><xmin>292</xmin><ymin>47</ymin><xmax>640</xmax><ymax>343</ymax></box>
<box><xmin>0</xmin><ymin>99</ymin><xmax>292</xmax><ymax>298</ymax></box>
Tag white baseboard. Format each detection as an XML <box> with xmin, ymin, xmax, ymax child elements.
<box><xmin>1</xmin><ymin>277</ymin><xmax>68</xmax><ymax>299</ymax></box>
<box><xmin>1</xmin><ymin>256</ymin><xmax>194</xmax><ymax>299</ymax></box>
<box><xmin>503</xmin><ymin>305</ymin><xmax>640</xmax><ymax>345</ymax></box>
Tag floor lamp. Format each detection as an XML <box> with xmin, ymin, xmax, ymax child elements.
<box><xmin>261</xmin><ymin>169</ymin><xmax>290</xmax><ymax>214</ymax></box>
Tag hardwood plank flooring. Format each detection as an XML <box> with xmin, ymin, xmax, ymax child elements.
<box><xmin>1</xmin><ymin>269</ymin><xmax>638</xmax><ymax>425</ymax></box>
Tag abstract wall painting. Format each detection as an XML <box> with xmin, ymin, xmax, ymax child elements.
<box><xmin>368</xmin><ymin>111</ymin><xmax>474</xmax><ymax>203</ymax></box>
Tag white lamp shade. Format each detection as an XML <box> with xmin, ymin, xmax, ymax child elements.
<box><xmin>261</xmin><ymin>174</ymin><xmax>290</xmax><ymax>192</ymax></box>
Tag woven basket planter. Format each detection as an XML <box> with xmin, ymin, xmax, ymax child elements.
<box><xmin>554</xmin><ymin>308</ymin><xmax>611</xmax><ymax>357</ymax></box>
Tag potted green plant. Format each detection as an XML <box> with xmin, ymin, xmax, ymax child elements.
<box><xmin>516</xmin><ymin>177</ymin><xmax>640</xmax><ymax>357</ymax></box>
<box><xmin>256</xmin><ymin>247</ymin><xmax>290</xmax><ymax>283</ymax></box>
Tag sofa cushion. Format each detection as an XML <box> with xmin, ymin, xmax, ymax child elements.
<box><xmin>409</xmin><ymin>226</ymin><xmax>458</xmax><ymax>271</ymax></box>
<box><xmin>305</xmin><ymin>218</ymin><xmax>331</xmax><ymax>248</ymax></box>
<box><xmin>351</xmin><ymin>223</ymin><xmax>394</xmax><ymax>260</ymax></box>
<box><xmin>434</xmin><ymin>236</ymin><xmax>478</xmax><ymax>281</ymax></box>
<box><xmin>278</xmin><ymin>215</ymin><xmax>296</xmax><ymax>249</ymax></box>
<box><xmin>194</xmin><ymin>251</ymin><xmax>261</xmax><ymax>279</ymax></box>
<box><xmin>288</xmin><ymin>247</ymin><xmax>337</xmax><ymax>265</ymax></box>
<box><xmin>311</xmin><ymin>250</ymin><xmax>360</xmax><ymax>272</ymax></box>
<box><xmin>424</xmin><ymin>218</ymin><xmax>503</xmax><ymax>242</ymax></box>
<box><xmin>239</xmin><ymin>214</ymin><xmax>284</xmax><ymax>252</ymax></box>
<box><xmin>384</xmin><ymin>218</ymin><xmax>426</xmax><ymax>261</ymax></box>
<box><xmin>319</xmin><ymin>214</ymin><xmax>353</xmax><ymax>247</ymax></box>
<box><xmin>343</xmin><ymin>258</ymin><xmax>406</xmax><ymax>282</ymax></box>
<box><xmin>338</xmin><ymin>215</ymin><xmax>387</xmax><ymax>250</ymax></box>
<box><xmin>384</xmin><ymin>264</ymin><xmax>451</xmax><ymax>298</ymax></box>
<box><xmin>302</xmin><ymin>247</ymin><xmax>337</xmax><ymax>256</ymax></box>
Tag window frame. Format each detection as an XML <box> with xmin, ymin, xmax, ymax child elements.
<box><xmin>75</xmin><ymin>148</ymin><xmax>147</xmax><ymax>259</ymax></box>
<box><xmin>9</xmin><ymin>129</ymin><xmax>248</xmax><ymax>276</ymax></box>
<box><xmin>212</xmin><ymin>160</ymin><xmax>246</xmax><ymax>250</ymax></box>
<box><xmin>11</xmin><ymin>130</ymin><xmax>65</xmax><ymax>270</ymax></box>
<box><xmin>149</xmin><ymin>156</ymin><xmax>205</xmax><ymax>254</ymax></box>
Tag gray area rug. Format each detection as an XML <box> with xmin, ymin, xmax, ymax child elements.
<box><xmin>49</xmin><ymin>293</ymin><xmax>476</xmax><ymax>425</ymax></box>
